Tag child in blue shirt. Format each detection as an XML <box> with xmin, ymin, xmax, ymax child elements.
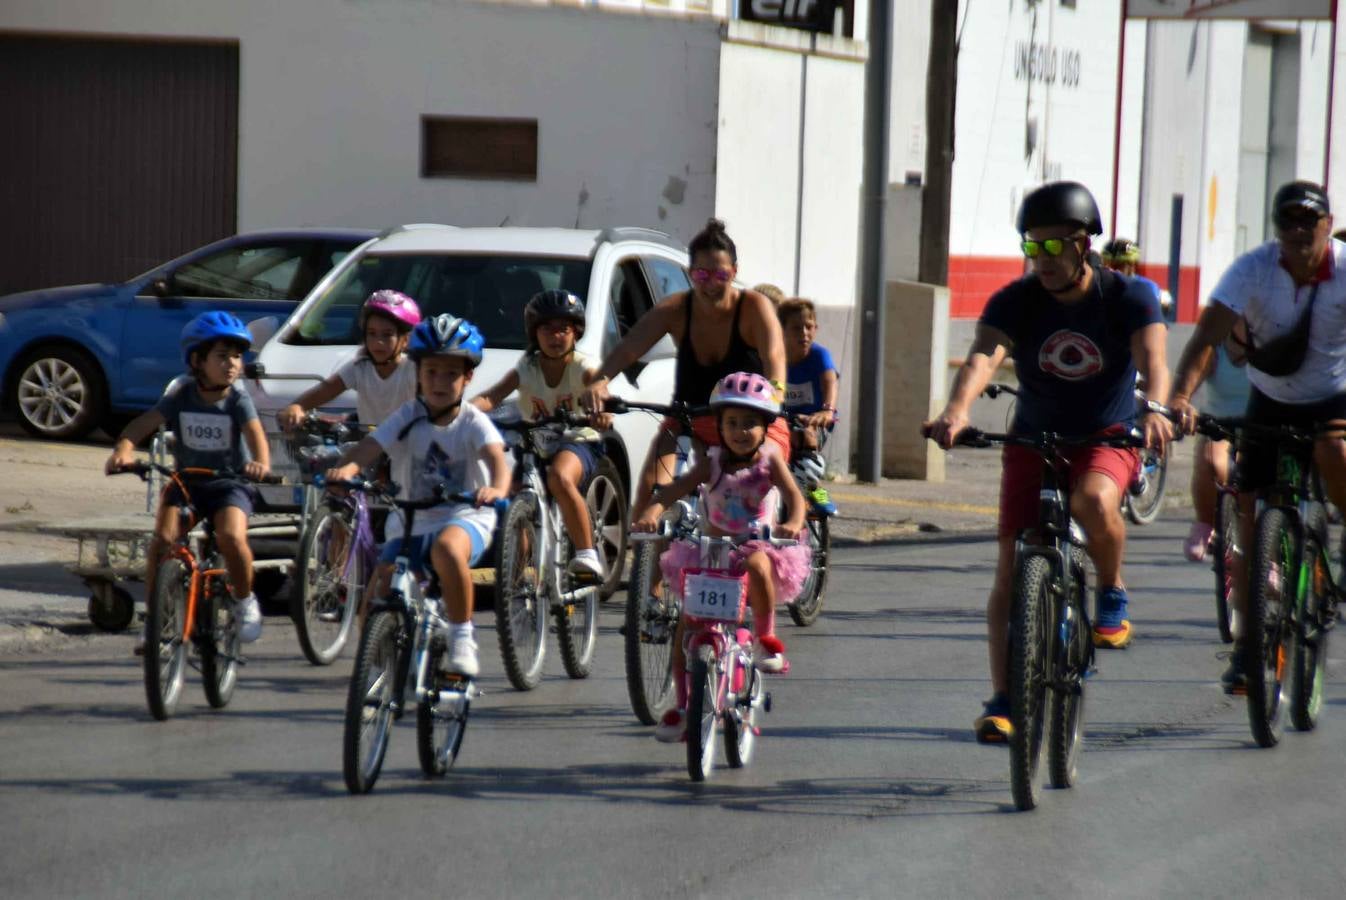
<box><xmin>779</xmin><ymin>298</ymin><xmax>839</xmax><ymax>513</ymax></box>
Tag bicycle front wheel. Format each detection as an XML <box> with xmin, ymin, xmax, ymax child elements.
<box><xmin>723</xmin><ymin>662</ymin><xmax>760</xmax><ymax>769</ymax></box>
<box><xmin>1048</xmin><ymin>550</ymin><xmax>1089</xmax><ymax>789</ymax></box>
<box><xmin>293</xmin><ymin>507</ymin><xmax>361</xmax><ymax>666</ymax></box>
<box><xmin>788</xmin><ymin>513</ymin><xmax>830</xmax><ymax>627</ymax></box>
<box><xmin>1212</xmin><ymin>490</ymin><xmax>1238</xmax><ymax>644</ymax></box>
<box><xmin>1125</xmin><ymin>447</ymin><xmax>1168</xmax><ymax>525</ymax></box>
<box><xmin>585</xmin><ymin>456</ymin><xmax>628</xmax><ymax>600</ymax></box>
<box><xmin>1291</xmin><ymin>505</ymin><xmax>1330</xmax><ymax>732</ymax></box>
<box><xmin>200</xmin><ymin>574</ymin><xmax>240</xmax><ymax>709</ymax></box>
<box><xmin>417</xmin><ymin>638</ymin><xmax>470</xmax><ymax>777</ymax></box>
<box><xmin>624</xmin><ymin>540</ymin><xmax>677</xmax><ymax>725</ymax></box>
<box><xmin>343</xmin><ymin>611</ymin><xmax>400</xmax><ymax>794</ymax></box>
<box><xmin>1246</xmin><ymin>507</ymin><xmax>1295</xmax><ymax>748</ymax></box>
<box><xmin>144</xmin><ymin>558</ymin><xmax>190</xmax><ymax>721</ymax></box>
<box><xmin>1009</xmin><ymin>554</ymin><xmax>1053</xmax><ymax>811</ymax></box>
<box><xmin>686</xmin><ymin>645</ymin><xmax>719</xmax><ymax>782</ymax></box>
<box><xmin>494</xmin><ymin>494</ymin><xmax>547</xmax><ymax>690</ymax></box>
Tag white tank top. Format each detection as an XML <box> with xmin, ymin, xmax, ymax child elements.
<box><xmin>513</xmin><ymin>351</ymin><xmax>600</xmax><ymax>446</ymax></box>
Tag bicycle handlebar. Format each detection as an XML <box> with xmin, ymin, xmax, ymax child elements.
<box><xmin>629</xmin><ymin>521</ymin><xmax>801</xmax><ymax>546</ymax></box>
<box><xmin>925</xmin><ymin>424</ymin><xmax>1146</xmax><ymax>452</ymax></box>
<box><xmin>315</xmin><ymin>475</ymin><xmax>508</xmax><ymax>513</ymax></box>
<box><xmin>109</xmin><ymin>461</ymin><xmax>284</xmax><ymax>484</ymax></box>
<box><xmin>605</xmin><ymin>397</ymin><xmax>711</xmax><ymax>423</ymax></box>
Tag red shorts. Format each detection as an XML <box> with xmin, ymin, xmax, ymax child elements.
<box><xmin>660</xmin><ymin>414</ymin><xmax>792</xmax><ymax>461</ymax></box>
<box><xmin>998</xmin><ymin>430</ymin><xmax>1138</xmax><ymax>537</ymax></box>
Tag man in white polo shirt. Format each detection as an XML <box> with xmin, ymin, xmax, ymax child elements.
<box><xmin>1171</xmin><ymin>180</ymin><xmax>1346</xmax><ymax>691</ymax></box>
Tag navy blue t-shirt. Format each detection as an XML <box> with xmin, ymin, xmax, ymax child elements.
<box><xmin>979</xmin><ymin>267</ymin><xmax>1161</xmax><ymax>436</ymax></box>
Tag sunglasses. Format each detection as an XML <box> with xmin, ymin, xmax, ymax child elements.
<box><xmin>1275</xmin><ymin>211</ymin><xmax>1325</xmax><ymax>232</ymax></box>
<box><xmin>690</xmin><ymin>267</ymin><xmax>734</xmax><ymax>284</ymax></box>
<box><xmin>1021</xmin><ymin>238</ymin><xmax>1072</xmax><ymax>258</ymax></box>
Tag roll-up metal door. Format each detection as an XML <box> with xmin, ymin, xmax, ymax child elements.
<box><xmin>0</xmin><ymin>34</ymin><xmax>239</xmax><ymax>295</ymax></box>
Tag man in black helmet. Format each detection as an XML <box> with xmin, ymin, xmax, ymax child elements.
<box><xmin>926</xmin><ymin>181</ymin><xmax>1173</xmax><ymax>743</ymax></box>
<box><xmin>1170</xmin><ymin>180</ymin><xmax>1346</xmax><ymax>694</ymax></box>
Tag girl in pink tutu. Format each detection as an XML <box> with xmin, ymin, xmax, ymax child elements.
<box><xmin>633</xmin><ymin>371</ymin><xmax>811</xmax><ymax>742</ymax></box>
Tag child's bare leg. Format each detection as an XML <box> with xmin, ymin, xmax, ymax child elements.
<box><xmin>430</xmin><ymin>526</ymin><xmax>476</xmax><ymax>624</ymax></box>
<box><xmin>146</xmin><ymin>501</ymin><xmax>183</xmax><ymax>602</ymax></box>
<box><xmin>743</xmin><ymin>551</ymin><xmax>777</xmax><ymax>638</ymax></box>
<box><xmin>547</xmin><ymin>450</ymin><xmax>593</xmax><ymax>550</ymax></box>
<box><xmin>362</xmin><ymin>562</ymin><xmax>394</xmax><ymax>624</ymax></box>
<box><xmin>212</xmin><ymin>506</ymin><xmax>254</xmax><ymax>600</ymax></box>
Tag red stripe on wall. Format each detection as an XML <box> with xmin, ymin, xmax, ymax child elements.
<box><xmin>948</xmin><ymin>255</ymin><xmax>1202</xmax><ymax>323</ymax></box>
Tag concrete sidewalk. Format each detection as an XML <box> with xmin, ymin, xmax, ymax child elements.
<box><xmin>826</xmin><ymin>434</ymin><xmax>1198</xmax><ymax>546</ymax></box>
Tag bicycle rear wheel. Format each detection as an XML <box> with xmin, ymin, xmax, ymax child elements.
<box><xmin>556</xmin><ymin>525</ymin><xmax>599</xmax><ymax>679</ymax></box>
<box><xmin>200</xmin><ymin>572</ymin><xmax>240</xmax><ymax>709</ymax></box>
<box><xmin>417</xmin><ymin>637</ymin><xmax>470</xmax><ymax>777</ymax></box>
<box><xmin>1125</xmin><ymin>447</ymin><xmax>1168</xmax><ymax>525</ymax></box>
<box><xmin>1048</xmin><ymin>551</ymin><xmax>1089</xmax><ymax>789</ymax></box>
<box><xmin>1290</xmin><ymin>505</ymin><xmax>1330</xmax><ymax>732</ymax></box>
<box><xmin>494</xmin><ymin>494</ymin><xmax>547</xmax><ymax>690</ymax></box>
<box><xmin>1246</xmin><ymin>508</ymin><xmax>1294</xmax><ymax>748</ymax></box>
<box><xmin>1009</xmin><ymin>554</ymin><xmax>1053</xmax><ymax>811</ymax></box>
<box><xmin>787</xmin><ymin>513</ymin><xmax>830</xmax><ymax>627</ymax></box>
<box><xmin>686</xmin><ymin>645</ymin><xmax>719</xmax><ymax>782</ymax></box>
<box><xmin>144</xmin><ymin>558</ymin><xmax>190</xmax><ymax>721</ymax></box>
<box><xmin>624</xmin><ymin>540</ymin><xmax>677</xmax><ymax>725</ymax></box>
<box><xmin>343</xmin><ymin>611</ymin><xmax>400</xmax><ymax>794</ymax></box>
<box><xmin>293</xmin><ymin>507</ymin><xmax>361</xmax><ymax>666</ymax></box>
<box><xmin>1212</xmin><ymin>490</ymin><xmax>1238</xmax><ymax>644</ymax></box>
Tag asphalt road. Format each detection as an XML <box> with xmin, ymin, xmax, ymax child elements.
<box><xmin>3</xmin><ymin>517</ymin><xmax>1344</xmax><ymax>899</ymax></box>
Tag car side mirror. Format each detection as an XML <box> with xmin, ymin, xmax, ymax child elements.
<box><xmin>151</xmin><ymin>277</ymin><xmax>173</xmax><ymax>298</ymax></box>
<box><xmin>247</xmin><ymin>316</ymin><xmax>280</xmax><ymax>349</ymax></box>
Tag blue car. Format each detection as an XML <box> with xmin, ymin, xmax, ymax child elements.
<box><xmin>0</xmin><ymin>228</ymin><xmax>376</xmax><ymax>439</ymax></box>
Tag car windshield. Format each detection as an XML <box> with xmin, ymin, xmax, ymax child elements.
<box><xmin>285</xmin><ymin>252</ymin><xmax>593</xmax><ymax>350</ymax></box>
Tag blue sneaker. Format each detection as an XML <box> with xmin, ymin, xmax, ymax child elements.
<box><xmin>974</xmin><ymin>692</ymin><xmax>1012</xmax><ymax>743</ymax></box>
<box><xmin>1092</xmin><ymin>586</ymin><xmax>1132</xmax><ymax>649</ymax></box>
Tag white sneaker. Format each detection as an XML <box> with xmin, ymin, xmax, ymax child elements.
<box><xmin>447</xmin><ymin>634</ymin><xmax>480</xmax><ymax>678</ymax></box>
<box><xmin>654</xmin><ymin>708</ymin><xmax>686</xmax><ymax>743</ymax></box>
<box><xmin>566</xmin><ymin>551</ymin><xmax>606</xmax><ymax>580</ymax></box>
<box><xmin>235</xmin><ymin>595</ymin><xmax>263</xmax><ymax>643</ymax></box>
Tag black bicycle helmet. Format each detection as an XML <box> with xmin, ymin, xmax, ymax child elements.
<box><xmin>523</xmin><ymin>289</ymin><xmax>586</xmax><ymax>350</ymax></box>
<box><xmin>1017</xmin><ymin>181</ymin><xmax>1104</xmax><ymax>236</ymax></box>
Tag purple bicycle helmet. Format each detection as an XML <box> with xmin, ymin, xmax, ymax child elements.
<box><xmin>360</xmin><ymin>290</ymin><xmax>421</xmax><ymax>333</ymax></box>
<box><xmin>709</xmin><ymin>371</ymin><xmax>780</xmax><ymax>420</ymax></box>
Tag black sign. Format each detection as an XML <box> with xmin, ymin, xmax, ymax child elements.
<box><xmin>739</xmin><ymin>0</ymin><xmax>836</xmax><ymax>33</ymax></box>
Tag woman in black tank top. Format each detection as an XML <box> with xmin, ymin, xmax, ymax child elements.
<box><xmin>584</xmin><ymin>219</ymin><xmax>786</xmax><ymax>517</ymax></box>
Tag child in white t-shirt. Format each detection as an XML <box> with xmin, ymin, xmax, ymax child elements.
<box><xmin>473</xmin><ymin>290</ymin><xmax>612</xmax><ymax>580</ymax></box>
<box><xmin>278</xmin><ymin>290</ymin><xmax>421</xmax><ymax>430</ymax></box>
<box><xmin>328</xmin><ymin>315</ymin><xmax>509</xmax><ymax>677</ymax></box>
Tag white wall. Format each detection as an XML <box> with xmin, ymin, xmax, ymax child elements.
<box><xmin>0</xmin><ymin>0</ymin><xmax>723</xmax><ymax>240</ymax></box>
<box><xmin>1296</xmin><ymin>18</ymin><xmax>1333</xmax><ymax>182</ymax></box>
<box><xmin>1197</xmin><ymin>22</ymin><xmax>1249</xmax><ymax>306</ymax></box>
<box><xmin>950</xmin><ymin>0</ymin><xmax>1123</xmax><ymax>258</ymax></box>
<box><xmin>1114</xmin><ymin>19</ymin><xmax>1148</xmax><ymax>241</ymax></box>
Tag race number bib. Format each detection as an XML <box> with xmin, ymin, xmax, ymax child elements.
<box><xmin>785</xmin><ymin>381</ymin><xmax>814</xmax><ymax>408</ymax></box>
<box><xmin>681</xmin><ymin>570</ymin><xmax>746</xmax><ymax>622</ymax></box>
<box><xmin>178</xmin><ymin>412</ymin><xmax>231</xmax><ymax>452</ymax></box>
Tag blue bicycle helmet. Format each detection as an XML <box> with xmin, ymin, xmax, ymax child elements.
<box><xmin>180</xmin><ymin>311</ymin><xmax>252</xmax><ymax>367</ymax></box>
<box><xmin>408</xmin><ymin>313</ymin><xmax>485</xmax><ymax>366</ymax></box>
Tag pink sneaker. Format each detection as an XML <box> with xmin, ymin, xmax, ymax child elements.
<box><xmin>1184</xmin><ymin>522</ymin><xmax>1213</xmax><ymax>563</ymax></box>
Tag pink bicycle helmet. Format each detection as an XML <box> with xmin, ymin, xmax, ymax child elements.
<box><xmin>709</xmin><ymin>371</ymin><xmax>779</xmax><ymax>420</ymax></box>
<box><xmin>360</xmin><ymin>290</ymin><xmax>421</xmax><ymax>332</ymax></box>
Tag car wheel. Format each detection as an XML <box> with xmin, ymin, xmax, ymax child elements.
<box><xmin>10</xmin><ymin>345</ymin><xmax>107</xmax><ymax>440</ymax></box>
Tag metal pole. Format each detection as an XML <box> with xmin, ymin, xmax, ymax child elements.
<box><xmin>1109</xmin><ymin>1</ymin><xmax>1129</xmax><ymax>237</ymax></box>
<box><xmin>856</xmin><ymin>0</ymin><xmax>892</xmax><ymax>483</ymax></box>
<box><xmin>1326</xmin><ymin>0</ymin><xmax>1339</xmax><ymax>189</ymax></box>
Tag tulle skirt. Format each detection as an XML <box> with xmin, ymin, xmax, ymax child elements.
<box><xmin>660</xmin><ymin>538</ymin><xmax>813</xmax><ymax>604</ymax></box>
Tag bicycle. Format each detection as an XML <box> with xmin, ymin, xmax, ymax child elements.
<box><xmin>289</xmin><ymin>412</ymin><xmax>376</xmax><ymax>665</ymax></box>
<box><xmin>783</xmin><ymin>414</ymin><xmax>833</xmax><ymax>628</ymax></box>
<box><xmin>109</xmin><ymin>462</ymin><xmax>282</xmax><ymax>721</ymax></box>
<box><xmin>606</xmin><ymin>397</ymin><xmax>706</xmax><ymax>725</ymax></box>
<box><xmin>1194</xmin><ymin>417</ymin><xmax>1338</xmax><ymax>747</ymax></box>
<box><xmin>630</xmin><ymin>526</ymin><xmax>786</xmax><ymax>781</ymax></box>
<box><xmin>930</xmin><ymin>408</ymin><xmax>1146</xmax><ymax>811</ymax></box>
<box><xmin>493</xmin><ymin>408</ymin><xmax>621</xmax><ymax>690</ymax></box>
<box><xmin>338</xmin><ymin>478</ymin><xmax>507</xmax><ymax>794</ymax></box>
<box><xmin>1210</xmin><ymin>461</ymin><xmax>1240</xmax><ymax>645</ymax></box>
